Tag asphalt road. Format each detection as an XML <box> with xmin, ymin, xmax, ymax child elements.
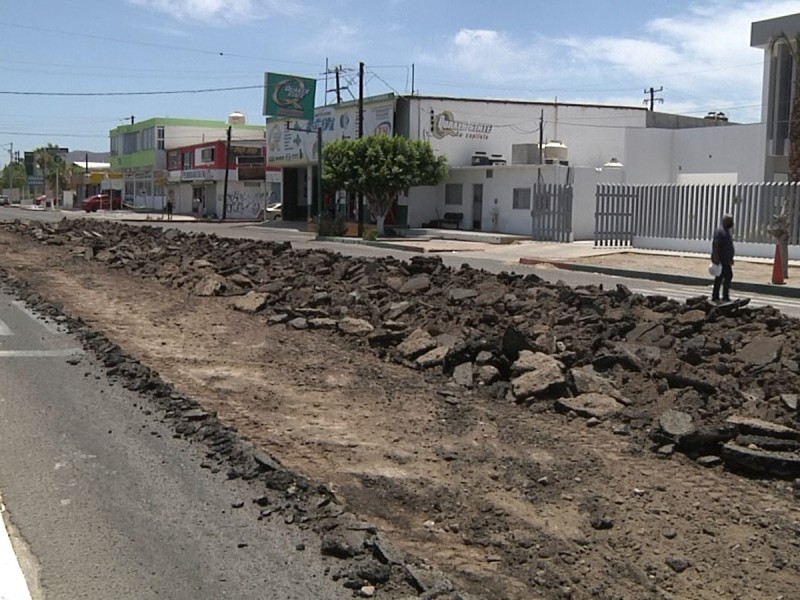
<box><xmin>0</xmin><ymin>288</ymin><xmax>349</xmax><ymax>599</ymax></box>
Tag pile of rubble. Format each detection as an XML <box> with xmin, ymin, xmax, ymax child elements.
<box><xmin>7</xmin><ymin>219</ymin><xmax>800</xmax><ymax>480</ymax></box>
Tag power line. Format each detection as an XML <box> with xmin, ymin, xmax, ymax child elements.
<box><xmin>0</xmin><ymin>85</ymin><xmax>262</xmax><ymax>97</ymax></box>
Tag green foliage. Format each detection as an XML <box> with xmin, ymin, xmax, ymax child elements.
<box><xmin>32</xmin><ymin>144</ymin><xmax>75</xmax><ymax>192</ymax></box>
<box><xmin>1</xmin><ymin>162</ymin><xmax>27</xmax><ymax>189</ymax></box>
<box><xmin>323</xmin><ymin>135</ymin><xmax>448</xmax><ymax>235</ymax></box>
<box><xmin>362</xmin><ymin>228</ymin><xmax>378</xmax><ymax>241</ymax></box>
<box><xmin>316</xmin><ymin>212</ymin><xmax>348</xmax><ymax>237</ymax></box>
<box><xmin>323</xmin><ymin>135</ymin><xmax>448</xmax><ymax>196</ymax></box>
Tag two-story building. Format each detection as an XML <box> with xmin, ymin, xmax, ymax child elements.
<box><xmin>109</xmin><ymin>113</ymin><xmax>265</xmax><ymax>211</ymax></box>
<box><xmin>164</xmin><ymin>139</ymin><xmax>279</xmax><ymax>219</ymax></box>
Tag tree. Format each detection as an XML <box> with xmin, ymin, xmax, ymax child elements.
<box><xmin>33</xmin><ymin>144</ymin><xmax>74</xmax><ymax>200</ymax></box>
<box><xmin>1</xmin><ymin>161</ymin><xmax>26</xmax><ymax>190</ymax></box>
<box><xmin>323</xmin><ymin>135</ymin><xmax>448</xmax><ymax>236</ymax></box>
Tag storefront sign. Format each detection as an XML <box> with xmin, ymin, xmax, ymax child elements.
<box><xmin>263</xmin><ymin>72</ymin><xmax>316</xmax><ymax>120</ymax></box>
<box><xmin>181</xmin><ymin>169</ymin><xmax>209</xmax><ymax>181</ymax></box>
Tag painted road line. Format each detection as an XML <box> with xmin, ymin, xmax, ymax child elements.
<box><xmin>0</xmin><ymin>503</ymin><xmax>33</xmax><ymax>600</ymax></box>
<box><xmin>10</xmin><ymin>301</ymin><xmax>65</xmax><ymax>336</ymax></box>
<box><xmin>0</xmin><ymin>349</ymin><xmax>83</xmax><ymax>358</ymax></box>
<box><xmin>0</xmin><ymin>318</ymin><xmax>11</xmax><ymax>336</ymax></box>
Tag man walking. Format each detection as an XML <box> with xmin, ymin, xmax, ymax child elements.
<box><xmin>711</xmin><ymin>214</ymin><xmax>735</xmax><ymax>303</ymax></box>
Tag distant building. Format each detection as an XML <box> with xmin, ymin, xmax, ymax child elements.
<box><xmin>165</xmin><ymin>139</ymin><xmax>279</xmax><ymax>219</ymax></box>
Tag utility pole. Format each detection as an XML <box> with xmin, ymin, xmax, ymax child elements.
<box><xmin>357</xmin><ymin>62</ymin><xmax>365</xmax><ymax>238</ymax></box>
<box><xmin>643</xmin><ymin>87</ymin><xmax>664</xmax><ymax>111</ymax></box>
<box><xmin>5</xmin><ymin>142</ymin><xmax>12</xmax><ymax>190</ymax></box>
<box><xmin>129</xmin><ymin>115</ymin><xmax>135</xmax><ymax>125</ymax></box>
<box><xmin>222</xmin><ymin>125</ymin><xmax>231</xmax><ymax>221</ymax></box>
<box><xmin>538</xmin><ymin>110</ymin><xmax>544</xmax><ymax>164</ymax></box>
<box><xmin>325</xmin><ymin>64</ymin><xmax>350</xmax><ymax>104</ymax></box>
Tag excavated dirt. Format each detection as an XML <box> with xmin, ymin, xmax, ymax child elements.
<box><xmin>1</xmin><ymin>219</ymin><xmax>800</xmax><ymax>600</ymax></box>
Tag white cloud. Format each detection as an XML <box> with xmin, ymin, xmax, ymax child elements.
<box><xmin>428</xmin><ymin>0</ymin><xmax>800</xmax><ymax>122</ymax></box>
<box><xmin>127</xmin><ymin>0</ymin><xmax>298</xmax><ymax>24</ymax></box>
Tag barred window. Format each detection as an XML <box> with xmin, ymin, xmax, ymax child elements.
<box><xmin>512</xmin><ymin>187</ymin><xmax>531</xmax><ymax>210</ymax></box>
<box><xmin>445</xmin><ymin>183</ymin><xmax>463</xmax><ymax>205</ymax></box>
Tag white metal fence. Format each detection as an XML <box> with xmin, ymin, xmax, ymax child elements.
<box><xmin>595</xmin><ymin>182</ymin><xmax>800</xmax><ymax>256</ymax></box>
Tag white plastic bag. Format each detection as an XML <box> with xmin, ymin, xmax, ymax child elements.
<box><xmin>708</xmin><ymin>262</ymin><xmax>722</xmax><ymax>277</ymax></box>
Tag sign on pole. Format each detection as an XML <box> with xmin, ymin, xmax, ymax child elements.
<box><xmin>263</xmin><ymin>72</ymin><xmax>316</xmax><ymax>120</ymax></box>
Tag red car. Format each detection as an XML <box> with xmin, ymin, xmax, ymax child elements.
<box><xmin>83</xmin><ymin>194</ymin><xmax>121</xmax><ymax>212</ymax></box>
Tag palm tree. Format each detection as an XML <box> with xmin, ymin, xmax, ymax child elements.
<box><xmin>33</xmin><ymin>144</ymin><xmax>74</xmax><ymax>203</ymax></box>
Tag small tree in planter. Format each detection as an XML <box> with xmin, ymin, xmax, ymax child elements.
<box><xmin>323</xmin><ymin>135</ymin><xmax>448</xmax><ymax>236</ymax></box>
<box><xmin>769</xmin><ymin>197</ymin><xmax>791</xmax><ymax>279</ymax></box>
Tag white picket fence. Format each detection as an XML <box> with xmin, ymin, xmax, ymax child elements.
<box><xmin>595</xmin><ymin>182</ymin><xmax>800</xmax><ymax>258</ymax></box>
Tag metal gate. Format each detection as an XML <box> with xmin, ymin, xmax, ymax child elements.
<box><xmin>531</xmin><ymin>182</ymin><xmax>573</xmax><ymax>242</ymax></box>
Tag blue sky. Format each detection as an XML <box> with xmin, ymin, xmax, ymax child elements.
<box><xmin>2</xmin><ymin>0</ymin><xmax>800</xmax><ymax>165</ymax></box>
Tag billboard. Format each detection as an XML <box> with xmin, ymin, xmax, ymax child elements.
<box><xmin>263</xmin><ymin>73</ymin><xmax>317</xmax><ymax>121</ymax></box>
<box><xmin>266</xmin><ymin>98</ymin><xmax>395</xmax><ymax>167</ymax></box>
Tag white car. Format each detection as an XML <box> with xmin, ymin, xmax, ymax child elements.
<box><xmin>264</xmin><ymin>203</ymin><xmax>282</xmax><ymax>220</ymax></box>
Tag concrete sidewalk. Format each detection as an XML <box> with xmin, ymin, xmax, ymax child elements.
<box><xmin>373</xmin><ymin>238</ymin><xmax>800</xmax><ymax>299</ymax></box>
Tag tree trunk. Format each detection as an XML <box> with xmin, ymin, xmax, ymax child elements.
<box><xmin>376</xmin><ymin>214</ymin><xmax>386</xmax><ymax>236</ymax></box>
<box><xmin>780</xmin><ymin>235</ymin><xmax>790</xmax><ymax>279</ymax></box>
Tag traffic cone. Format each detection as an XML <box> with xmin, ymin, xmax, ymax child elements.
<box><xmin>772</xmin><ymin>244</ymin><xmax>785</xmax><ymax>285</ymax></box>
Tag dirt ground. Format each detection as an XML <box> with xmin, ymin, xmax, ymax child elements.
<box><xmin>1</xmin><ymin>224</ymin><xmax>799</xmax><ymax>600</ymax></box>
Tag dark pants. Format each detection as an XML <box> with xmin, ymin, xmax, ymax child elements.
<box><xmin>712</xmin><ymin>264</ymin><xmax>733</xmax><ymax>301</ymax></box>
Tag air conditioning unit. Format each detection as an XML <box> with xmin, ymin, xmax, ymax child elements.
<box><xmin>471</xmin><ymin>151</ymin><xmax>491</xmax><ymax>166</ymax></box>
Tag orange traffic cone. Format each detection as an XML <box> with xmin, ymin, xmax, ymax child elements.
<box><xmin>772</xmin><ymin>244</ymin><xmax>785</xmax><ymax>285</ymax></box>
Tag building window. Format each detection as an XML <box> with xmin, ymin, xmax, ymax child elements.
<box><xmin>167</xmin><ymin>151</ymin><xmax>180</xmax><ymax>170</ymax></box>
<box><xmin>445</xmin><ymin>183</ymin><xmax>463</xmax><ymax>205</ymax></box>
<box><xmin>512</xmin><ymin>187</ymin><xmax>531</xmax><ymax>210</ymax></box>
<box><xmin>486</xmin><ymin>169</ymin><xmax>493</xmax><ymax>179</ymax></box>
<box><xmin>123</xmin><ymin>132</ymin><xmax>137</xmax><ymax>155</ymax></box>
<box><xmin>157</xmin><ymin>126</ymin><xmax>165</xmax><ymax>150</ymax></box>
<box><xmin>200</xmin><ymin>147</ymin><xmax>215</xmax><ymax>163</ymax></box>
<box><xmin>182</xmin><ymin>151</ymin><xmax>192</xmax><ymax>169</ymax></box>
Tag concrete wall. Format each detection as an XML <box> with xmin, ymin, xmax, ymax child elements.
<box><xmin>404</xmin><ymin>97</ymin><xmax>647</xmax><ymax>169</ymax></box>
<box><xmin>624</xmin><ymin>123</ymin><xmax>767</xmax><ymax>184</ymax></box>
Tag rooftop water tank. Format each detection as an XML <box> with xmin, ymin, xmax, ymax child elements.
<box><xmin>543</xmin><ymin>141</ymin><xmax>568</xmax><ymax>165</ymax></box>
<box><xmin>228</xmin><ymin>111</ymin><xmax>246</xmax><ymax>125</ymax></box>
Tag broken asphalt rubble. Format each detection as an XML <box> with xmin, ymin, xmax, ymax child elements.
<box><xmin>2</xmin><ymin>217</ymin><xmax>800</xmax><ymax>597</ymax></box>
<box><xmin>7</xmin><ymin>218</ymin><xmax>800</xmax><ymax>480</ymax></box>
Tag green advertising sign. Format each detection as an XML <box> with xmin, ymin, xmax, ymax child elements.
<box><xmin>263</xmin><ymin>72</ymin><xmax>317</xmax><ymax>120</ymax></box>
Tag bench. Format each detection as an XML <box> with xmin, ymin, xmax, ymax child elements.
<box><xmin>441</xmin><ymin>212</ymin><xmax>463</xmax><ymax>229</ymax></box>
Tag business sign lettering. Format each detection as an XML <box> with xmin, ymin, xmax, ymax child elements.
<box><xmin>432</xmin><ymin>110</ymin><xmax>492</xmax><ymax>140</ymax></box>
<box><xmin>263</xmin><ymin>72</ymin><xmax>317</xmax><ymax>120</ymax></box>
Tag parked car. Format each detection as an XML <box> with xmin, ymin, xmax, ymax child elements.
<box><xmin>0</xmin><ymin>195</ymin><xmax>9</xmax><ymax>206</ymax></box>
<box><xmin>83</xmin><ymin>194</ymin><xmax>121</xmax><ymax>212</ymax></box>
<box><xmin>265</xmin><ymin>202</ymin><xmax>282</xmax><ymax>220</ymax></box>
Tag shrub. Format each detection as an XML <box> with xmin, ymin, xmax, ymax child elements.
<box><xmin>316</xmin><ymin>213</ymin><xmax>347</xmax><ymax>237</ymax></box>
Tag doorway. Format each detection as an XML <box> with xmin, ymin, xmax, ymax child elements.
<box><xmin>472</xmin><ymin>184</ymin><xmax>483</xmax><ymax>230</ymax></box>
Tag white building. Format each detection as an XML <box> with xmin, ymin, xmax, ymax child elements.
<box><xmin>267</xmin><ymin>94</ymin><xmax>759</xmax><ymax>239</ymax></box>
<box><xmin>751</xmin><ymin>12</ymin><xmax>800</xmax><ymax>181</ymax></box>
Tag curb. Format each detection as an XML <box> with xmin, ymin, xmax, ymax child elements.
<box><xmin>315</xmin><ymin>236</ymin><xmax>426</xmax><ymax>253</ymax></box>
<box><xmin>519</xmin><ymin>257</ymin><xmax>800</xmax><ymax>299</ymax></box>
